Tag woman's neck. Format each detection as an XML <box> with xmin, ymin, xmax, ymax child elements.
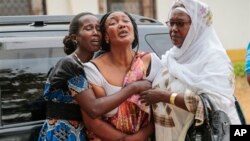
<box><xmin>109</xmin><ymin>46</ymin><xmax>135</xmax><ymax>67</ymax></box>
<box><xmin>74</xmin><ymin>49</ymin><xmax>93</xmax><ymax>63</ymax></box>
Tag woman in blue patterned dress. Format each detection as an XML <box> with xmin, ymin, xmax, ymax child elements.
<box><xmin>37</xmin><ymin>12</ymin><xmax>102</xmax><ymax>141</ymax></box>
<box><xmin>245</xmin><ymin>42</ymin><xmax>250</xmax><ymax>85</ymax></box>
<box><xmin>38</xmin><ymin>12</ymin><xmax>151</xmax><ymax>141</ymax></box>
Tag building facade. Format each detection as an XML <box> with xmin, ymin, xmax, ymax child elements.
<box><xmin>0</xmin><ymin>0</ymin><xmax>249</xmax><ymax>62</ymax></box>
<box><xmin>45</xmin><ymin>0</ymin><xmax>250</xmax><ymax>62</ymax></box>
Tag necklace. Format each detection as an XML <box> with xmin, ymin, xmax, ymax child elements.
<box><xmin>74</xmin><ymin>52</ymin><xmax>84</xmax><ymax>66</ymax></box>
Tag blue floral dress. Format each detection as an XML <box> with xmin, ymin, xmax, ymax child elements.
<box><xmin>38</xmin><ymin>56</ymin><xmax>88</xmax><ymax>141</ymax></box>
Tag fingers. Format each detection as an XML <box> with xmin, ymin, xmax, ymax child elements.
<box><xmin>139</xmin><ymin>92</ymin><xmax>147</xmax><ymax>99</ymax></box>
<box><xmin>140</xmin><ymin>91</ymin><xmax>147</xmax><ymax>95</ymax></box>
<box><xmin>140</xmin><ymin>99</ymin><xmax>150</xmax><ymax>106</ymax></box>
<box><xmin>138</xmin><ymin>90</ymin><xmax>148</xmax><ymax>96</ymax></box>
<box><xmin>139</xmin><ymin>93</ymin><xmax>150</xmax><ymax>106</ymax></box>
<box><xmin>139</xmin><ymin>99</ymin><xmax>146</xmax><ymax>104</ymax></box>
<box><xmin>139</xmin><ymin>96</ymin><xmax>145</xmax><ymax>101</ymax></box>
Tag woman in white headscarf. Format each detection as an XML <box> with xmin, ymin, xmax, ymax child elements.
<box><xmin>139</xmin><ymin>0</ymin><xmax>241</xmax><ymax>140</ymax></box>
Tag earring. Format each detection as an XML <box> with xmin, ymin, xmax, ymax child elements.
<box><xmin>106</xmin><ymin>39</ymin><xmax>109</xmax><ymax>44</ymax></box>
<box><xmin>73</xmin><ymin>40</ymin><xmax>78</xmax><ymax>46</ymax></box>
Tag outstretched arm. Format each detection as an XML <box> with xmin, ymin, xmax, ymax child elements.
<box><xmin>82</xmin><ymin>110</ymin><xmax>154</xmax><ymax>141</ymax></box>
<box><xmin>75</xmin><ymin>80</ymin><xmax>151</xmax><ymax>118</ymax></box>
<box><xmin>139</xmin><ymin>88</ymin><xmax>189</xmax><ymax>111</ymax></box>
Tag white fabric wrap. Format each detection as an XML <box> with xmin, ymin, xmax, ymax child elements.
<box><xmin>161</xmin><ymin>0</ymin><xmax>240</xmax><ymax>124</ymax></box>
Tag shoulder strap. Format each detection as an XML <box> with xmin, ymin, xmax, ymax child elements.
<box><xmin>135</xmin><ymin>51</ymin><xmax>150</xmax><ymax>58</ymax></box>
<box><xmin>234</xmin><ymin>96</ymin><xmax>247</xmax><ymax>124</ymax></box>
<box><xmin>135</xmin><ymin>52</ymin><xmax>151</xmax><ymax>77</ymax></box>
<box><xmin>89</xmin><ymin>61</ymin><xmax>101</xmax><ymax>72</ymax></box>
<box><xmin>198</xmin><ymin>94</ymin><xmax>210</xmax><ymax>124</ymax></box>
<box><xmin>123</xmin><ymin>52</ymin><xmax>145</xmax><ymax>86</ymax></box>
<box><xmin>200</xmin><ymin>93</ymin><xmax>216</xmax><ymax>111</ymax></box>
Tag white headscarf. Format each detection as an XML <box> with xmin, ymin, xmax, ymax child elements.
<box><xmin>161</xmin><ymin>0</ymin><xmax>235</xmax><ymax>101</ymax></box>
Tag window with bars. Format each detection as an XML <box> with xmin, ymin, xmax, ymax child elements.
<box><xmin>0</xmin><ymin>0</ymin><xmax>46</xmax><ymax>16</ymax></box>
<box><xmin>99</xmin><ymin>0</ymin><xmax>156</xmax><ymax>18</ymax></box>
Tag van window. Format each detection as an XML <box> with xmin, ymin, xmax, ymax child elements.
<box><xmin>145</xmin><ymin>33</ymin><xmax>173</xmax><ymax>57</ymax></box>
<box><xmin>0</xmin><ymin>36</ymin><xmax>65</xmax><ymax>125</ymax></box>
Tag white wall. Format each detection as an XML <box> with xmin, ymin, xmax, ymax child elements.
<box><xmin>156</xmin><ymin>0</ymin><xmax>172</xmax><ymax>24</ymax></box>
<box><xmin>46</xmin><ymin>0</ymin><xmax>72</xmax><ymax>15</ymax></box>
<box><xmin>70</xmin><ymin>0</ymin><xmax>99</xmax><ymax>14</ymax></box>
<box><xmin>156</xmin><ymin>0</ymin><xmax>250</xmax><ymax>50</ymax></box>
<box><xmin>202</xmin><ymin>0</ymin><xmax>250</xmax><ymax>49</ymax></box>
<box><xmin>46</xmin><ymin>0</ymin><xmax>99</xmax><ymax>15</ymax></box>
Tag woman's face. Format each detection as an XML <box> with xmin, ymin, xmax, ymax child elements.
<box><xmin>76</xmin><ymin>15</ymin><xmax>101</xmax><ymax>53</ymax></box>
<box><xmin>168</xmin><ymin>8</ymin><xmax>191</xmax><ymax>48</ymax></box>
<box><xmin>104</xmin><ymin>11</ymin><xmax>134</xmax><ymax>48</ymax></box>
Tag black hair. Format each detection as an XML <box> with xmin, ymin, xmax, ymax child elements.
<box><xmin>99</xmin><ymin>11</ymin><xmax>139</xmax><ymax>52</ymax></box>
<box><xmin>63</xmin><ymin>12</ymin><xmax>94</xmax><ymax>55</ymax></box>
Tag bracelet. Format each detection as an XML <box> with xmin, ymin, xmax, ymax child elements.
<box><xmin>170</xmin><ymin>93</ymin><xmax>178</xmax><ymax>105</ymax></box>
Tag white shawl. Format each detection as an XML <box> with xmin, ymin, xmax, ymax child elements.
<box><xmin>161</xmin><ymin>0</ymin><xmax>235</xmax><ymax>102</ymax></box>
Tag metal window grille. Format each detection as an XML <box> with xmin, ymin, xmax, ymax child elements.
<box><xmin>106</xmin><ymin>0</ymin><xmax>156</xmax><ymax>18</ymax></box>
<box><xmin>0</xmin><ymin>0</ymin><xmax>45</xmax><ymax>16</ymax></box>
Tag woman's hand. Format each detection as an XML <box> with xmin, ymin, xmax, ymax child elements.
<box><xmin>86</xmin><ymin>130</ymin><xmax>102</xmax><ymax>141</ymax></box>
<box><xmin>139</xmin><ymin>88</ymin><xmax>170</xmax><ymax>105</ymax></box>
<box><xmin>122</xmin><ymin>121</ymin><xmax>154</xmax><ymax>141</ymax></box>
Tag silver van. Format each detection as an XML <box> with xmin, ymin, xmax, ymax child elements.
<box><xmin>0</xmin><ymin>14</ymin><xmax>172</xmax><ymax>140</ymax></box>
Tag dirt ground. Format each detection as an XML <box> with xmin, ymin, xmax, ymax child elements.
<box><xmin>235</xmin><ymin>77</ymin><xmax>250</xmax><ymax>124</ymax></box>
